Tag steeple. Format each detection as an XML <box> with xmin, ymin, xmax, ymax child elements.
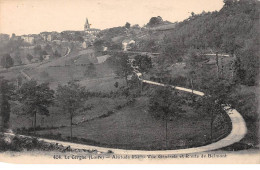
<box><xmin>84</xmin><ymin>18</ymin><xmax>90</xmax><ymax>30</ymax></box>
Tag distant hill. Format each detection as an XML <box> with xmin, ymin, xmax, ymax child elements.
<box><xmin>160</xmin><ymin>0</ymin><xmax>259</xmax><ymax>85</ymax></box>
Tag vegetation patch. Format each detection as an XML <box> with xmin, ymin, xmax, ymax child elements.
<box><xmin>0</xmin><ymin>133</ymin><xmax>97</xmax><ymax>153</ymax></box>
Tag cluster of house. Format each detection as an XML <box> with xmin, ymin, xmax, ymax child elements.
<box><xmin>8</xmin><ymin>33</ymin><xmax>58</xmax><ymax>45</ymax></box>
<box><xmin>4</xmin><ymin>18</ymin><xmax>99</xmax><ymax>47</ymax></box>
<box><xmin>83</xmin><ymin>18</ymin><xmax>137</xmax><ymax>51</ymax></box>
<box><xmin>2</xmin><ymin>17</ymin><xmax>138</xmax><ymax>53</ymax></box>
<box><xmin>21</xmin><ymin>35</ymin><xmax>36</xmax><ymax>44</ymax></box>
<box><xmin>0</xmin><ymin>33</ymin><xmax>38</xmax><ymax>44</ymax></box>
<box><xmin>122</xmin><ymin>39</ymin><xmax>135</xmax><ymax>51</ymax></box>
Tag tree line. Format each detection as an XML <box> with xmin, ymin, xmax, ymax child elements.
<box><xmin>0</xmin><ymin>78</ymin><xmax>88</xmax><ymax>139</ymax></box>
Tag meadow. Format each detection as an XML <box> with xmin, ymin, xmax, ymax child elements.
<box><xmin>34</xmin><ymin>97</ymin><xmax>231</xmax><ymax>150</ymax></box>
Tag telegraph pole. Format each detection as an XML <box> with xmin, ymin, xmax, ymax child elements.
<box><xmin>216</xmin><ymin>52</ymin><xmax>219</xmax><ymax>79</ymax></box>
<box><xmin>165</xmin><ymin>112</ymin><xmax>168</xmax><ymax>149</ymax></box>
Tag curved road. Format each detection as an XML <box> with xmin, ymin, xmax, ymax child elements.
<box><xmin>7</xmin><ymin>104</ymin><xmax>245</xmax><ymax>155</ymax></box>
<box><xmin>5</xmin><ymin>65</ymin><xmax>247</xmax><ymax>154</ymax></box>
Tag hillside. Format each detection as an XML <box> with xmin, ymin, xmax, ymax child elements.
<box><xmin>156</xmin><ymin>0</ymin><xmax>259</xmax><ymax>86</ymax></box>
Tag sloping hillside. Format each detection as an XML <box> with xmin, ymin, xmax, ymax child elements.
<box><xmin>160</xmin><ymin>0</ymin><xmax>259</xmax><ymax>86</ymax></box>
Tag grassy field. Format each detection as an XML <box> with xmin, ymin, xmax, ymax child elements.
<box><xmin>0</xmin><ymin>69</ymin><xmax>20</xmax><ymax>81</ymax></box>
<box><xmin>9</xmin><ymin>96</ymin><xmax>128</xmax><ymax>130</ymax></box>
<box><xmin>35</xmin><ymin>96</ymin><xmax>229</xmax><ymax>150</ymax></box>
<box><xmin>25</xmin><ymin>62</ymin><xmax>119</xmax><ymax>90</ymax></box>
<box><xmin>0</xmin><ymin>47</ymin><xmax>120</xmax><ymax>92</ymax></box>
<box><xmin>79</xmin><ymin>77</ymin><xmax>126</xmax><ymax>92</ymax></box>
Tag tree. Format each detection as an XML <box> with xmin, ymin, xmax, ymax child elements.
<box><xmin>191</xmin><ymin>12</ymin><xmax>195</xmax><ymax>17</ymax></box>
<box><xmin>93</xmin><ymin>39</ymin><xmax>105</xmax><ymax>52</ymax></box>
<box><xmin>41</xmin><ymin>50</ymin><xmax>48</xmax><ymax>56</ymax></box>
<box><xmin>138</xmin><ymin>38</ymin><xmax>159</xmax><ymax>53</ymax></box>
<box><xmin>161</xmin><ymin>37</ymin><xmax>184</xmax><ymax>63</ymax></box>
<box><xmin>16</xmin><ymin>75</ymin><xmax>23</xmax><ymax>89</ymax></box>
<box><xmin>112</xmin><ymin>53</ymin><xmax>133</xmax><ymax>86</ymax></box>
<box><xmin>234</xmin><ymin>39</ymin><xmax>259</xmax><ymax>85</ymax></box>
<box><xmin>75</xmin><ymin>35</ymin><xmax>84</xmax><ymax>42</ymax></box>
<box><xmin>1</xmin><ymin>54</ymin><xmax>14</xmax><ymax>69</ymax></box>
<box><xmin>54</xmin><ymin>50</ymin><xmax>61</xmax><ymax>58</ymax></box>
<box><xmin>33</xmin><ymin>45</ymin><xmax>42</xmax><ymax>56</ymax></box>
<box><xmin>110</xmin><ymin>43</ymin><xmax>122</xmax><ymax>50</ymax></box>
<box><xmin>56</xmin><ymin>82</ymin><xmax>86</xmax><ymax>139</ymax></box>
<box><xmin>84</xmin><ymin>63</ymin><xmax>97</xmax><ymax>78</ymax></box>
<box><xmin>18</xmin><ymin>80</ymin><xmax>54</xmax><ymax>132</ymax></box>
<box><xmin>125</xmin><ymin>22</ymin><xmax>131</xmax><ymax>29</ymax></box>
<box><xmin>195</xmin><ymin>95</ymin><xmax>225</xmax><ymax>141</ymax></box>
<box><xmin>128</xmin><ymin>73</ymin><xmax>142</xmax><ymax>96</ymax></box>
<box><xmin>44</xmin><ymin>44</ymin><xmax>53</xmax><ymax>54</ymax></box>
<box><xmin>26</xmin><ymin>54</ymin><xmax>33</xmax><ymax>62</ymax></box>
<box><xmin>14</xmin><ymin>55</ymin><xmax>22</xmax><ymax>65</ymax></box>
<box><xmin>39</xmin><ymin>55</ymin><xmax>44</xmax><ymax>62</ymax></box>
<box><xmin>149</xmin><ymin>86</ymin><xmax>184</xmax><ymax>148</ymax></box>
<box><xmin>185</xmin><ymin>48</ymin><xmax>205</xmax><ymax>90</ymax></box>
<box><xmin>195</xmin><ymin>79</ymin><xmax>231</xmax><ymax>141</ymax></box>
<box><xmin>147</xmin><ymin>16</ymin><xmax>163</xmax><ymax>27</ymax></box>
<box><xmin>151</xmin><ymin>60</ymin><xmax>172</xmax><ymax>84</ymax></box>
<box><xmin>133</xmin><ymin>55</ymin><xmax>152</xmax><ymax>73</ymax></box>
<box><xmin>223</xmin><ymin>0</ymin><xmax>236</xmax><ymax>6</ymax></box>
<box><xmin>0</xmin><ymin>77</ymin><xmax>14</xmax><ymax>132</ymax></box>
<box><xmin>114</xmin><ymin>82</ymin><xmax>119</xmax><ymax>88</ymax></box>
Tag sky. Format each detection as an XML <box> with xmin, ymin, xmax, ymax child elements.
<box><xmin>0</xmin><ymin>0</ymin><xmax>224</xmax><ymax>36</ymax></box>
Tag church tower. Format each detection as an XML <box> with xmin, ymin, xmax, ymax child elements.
<box><xmin>83</xmin><ymin>17</ymin><xmax>100</xmax><ymax>34</ymax></box>
<box><xmin>84</xmin><ymin>18</ymin><xmax>90</xmax><ymax>31</ymax></box>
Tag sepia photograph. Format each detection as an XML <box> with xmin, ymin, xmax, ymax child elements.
<box><xmin>0</xmin><ymin>0</ymin><xmax>259</xmax><ymax>164</ymax></box>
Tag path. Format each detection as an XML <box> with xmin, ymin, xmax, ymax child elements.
<box><xmin>19</xmin><ymin>70</ymin><xmax>32</xmax><ymax>81</ymax></box>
